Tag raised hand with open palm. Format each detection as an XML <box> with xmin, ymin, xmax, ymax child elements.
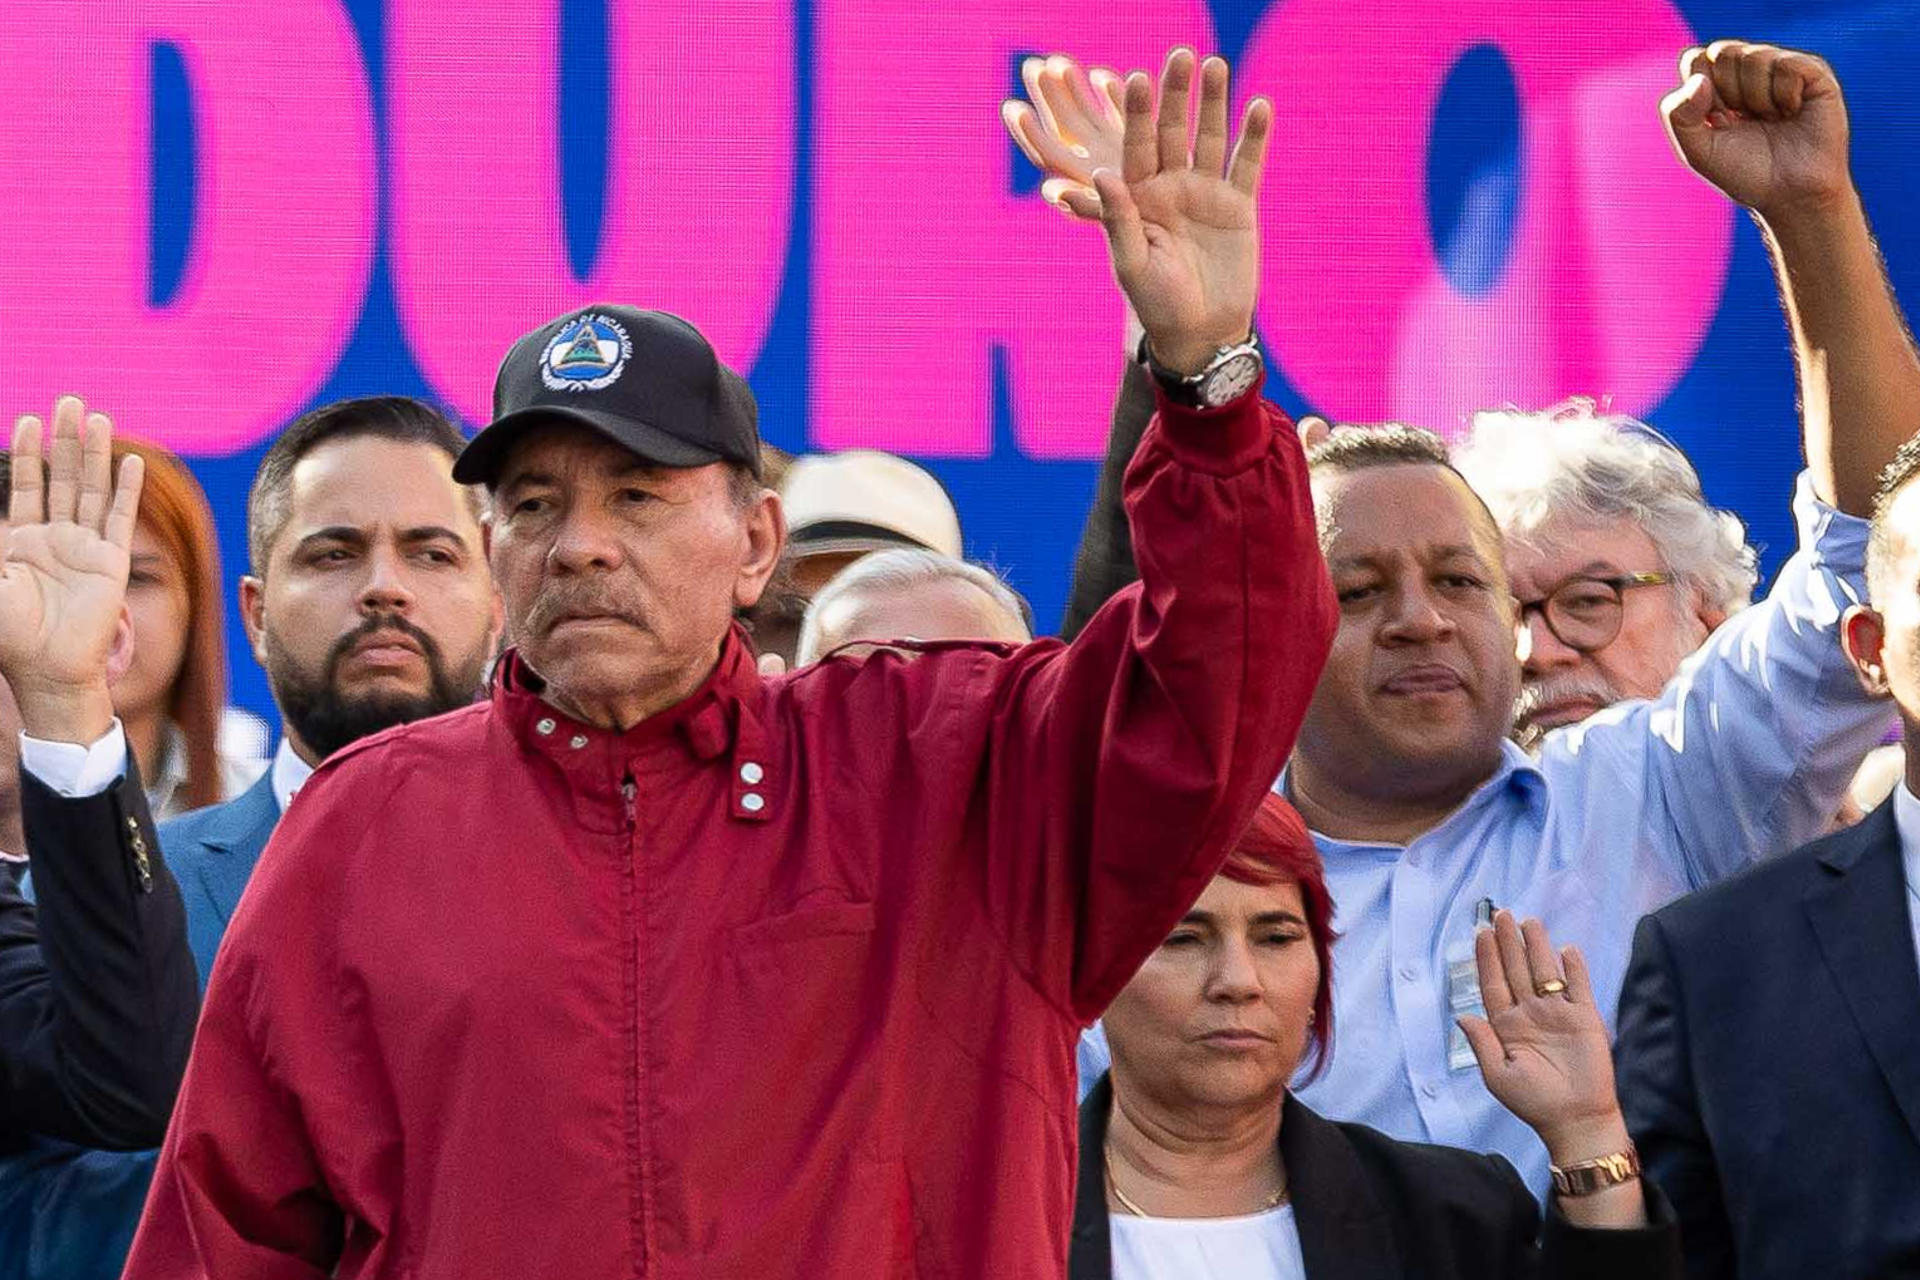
<box><xmin>1459</xmin><ymin>910</ymin><xmax>1647</xmax><ymax>1227</ymax></box>
<box><xmin>1</xmin><ymin>397</ymin><xmax>143</xmax><ymax>743</ymax></box>
<box><xmin>1086</xmin><ymin>49</ymin><xmax>1269</xmax><ymax>376</ymax></box>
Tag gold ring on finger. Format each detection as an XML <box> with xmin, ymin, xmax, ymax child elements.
<box><xmin>1533</xmin><ymin>978</ymin><xmax>1568</xmax><ymax>998</ymax></box>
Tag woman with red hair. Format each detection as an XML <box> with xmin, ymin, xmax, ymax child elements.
<box><xmin>1070</xmin><ymin>793</ymin><xmax>1681</xmax><ymax>1279</ymax></box>
<box><xmin>111</xmin><ymin>439</ymin><xmax>265</xmax><ymax>817</ymax></box>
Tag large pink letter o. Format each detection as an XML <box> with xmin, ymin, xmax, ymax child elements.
<box><xmin>1241</xmin><ymin>0</ymin><xmax>1729</xmax><ymax>434</ymax></box>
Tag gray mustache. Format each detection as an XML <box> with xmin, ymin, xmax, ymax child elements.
<box><xmin>522</xmin><ymin>589</ymin><xmax>648</xmax><ymax>637</ymax></box>
<box><xmin>1515</xmin><ymin>672</ymin><xmax>1623</xmax><ymax>722</ymax></box>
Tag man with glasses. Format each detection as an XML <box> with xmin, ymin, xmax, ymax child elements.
<box><xmin>1455</xmin><ymin>404</ymin><xmax>1759</xmax><ymax>749</ymax></box>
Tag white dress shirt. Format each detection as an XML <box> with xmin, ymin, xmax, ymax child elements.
<box><xmin>18</xmin><ymin>723</ymin><xmax>309</xmax><ymax>816</ymax></box>
<box><xmin>268</xmin><ymin>737</ymin><xmax>313</xmax><ymax>815</ymax></box>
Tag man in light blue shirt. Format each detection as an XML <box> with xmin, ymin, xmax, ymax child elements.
<box><xmin>1283</xmin><ymin>44</ymin><xmax>1916</xmax><ymax>1191</ymax></box>
<box><xmin>1072</xmin><ymin>43</ymin><xmax>1918</xmax><ymax>1197</ymax></box>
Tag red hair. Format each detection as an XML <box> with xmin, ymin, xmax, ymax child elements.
<box><xmin>115</xmin><ymin>437</ymin><xmax>226</xmax><ymax>811</ymax></box>
<box><xmin>1219</xmin><ymin>792</ymin><xmax>1337</xmax><ymax>1082</ymax></box>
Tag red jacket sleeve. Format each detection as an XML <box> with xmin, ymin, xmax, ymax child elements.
<box><xmin>974</xmin><ymin>382</ymin><xmax>1335</xmax><ymax>1021</ymax></box>
<box><xmin>123</xmin><ymin>766</ymin><xmax>397</xmax><ymax>1279</ymax></box>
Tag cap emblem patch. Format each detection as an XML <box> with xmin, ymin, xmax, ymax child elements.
<box><xmin>541</xmin><ymin>313</ymin><xmax>632</xmax><ymax>392</ymax></box>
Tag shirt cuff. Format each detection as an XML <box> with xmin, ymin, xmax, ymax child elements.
<box><xmin>1794</xmin><ymin>469</ymin><xmax>1870</xmax><ymax>558</ymax></box>
<box><xmin>19</xmin><ymin>719</ymin><xmax>130</xmax><ymax>799</ymax></box>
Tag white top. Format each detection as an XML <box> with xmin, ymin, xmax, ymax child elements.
<box><xmin>1110</xmin><ymin>1205</ymin><xmax>1306</xmax><ymax>1280</ymax></box>
<box><xmin>148</xmin><ymin>708</ymin><xmax>272</xmax><ymax>820</ymax></box>
<box><xmin>269</xmin><ymin>737</ymin><xmax>314</xmax><ymax>815</ymax></box>
<box><xmin>1885</xmin><ymin>781</ymin><xmax>1920</xmax><ymax>975</ymax></box>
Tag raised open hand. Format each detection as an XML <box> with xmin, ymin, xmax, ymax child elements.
<box><xmin>1002</xmin><ymin>54</ymin><xmax>1126</xmax><ymax>220</ymax></box>
<box><xmin>1089</xmin><ymin>49</ymin><xmax>1268</xmax><ymax>376</ymax></box>
<box><xmin>1458</xmin><ymin>912</ymin><xmax>1627</xmax><ymax>1161</ymax></box>
<box><xmin>1662</xmin><ymin>41</ymin><xmax>1851</xmax><ymax>219</ymax></box>
<box><xmin>1</xmin><ymin>397</ymin><xmax>144</xmax><ymax>740</ymax></box>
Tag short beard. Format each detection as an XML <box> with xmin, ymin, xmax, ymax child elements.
<box><xmin>267</xmin><ymin>613</ymin><xmax>484</xmax><ymax>762</ymax></box>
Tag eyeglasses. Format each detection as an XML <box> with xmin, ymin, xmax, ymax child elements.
<box><xmin>1513</xmin><ymin>572</ymin><xmax>1675</xmax><ymax>655</ymax></box>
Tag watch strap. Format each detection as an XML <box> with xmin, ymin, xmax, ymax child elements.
<box><xmin>1549</xmin><ymin>1146</ymin><xmax>1641</xmax><ymax>1198</ymax></box>
<box><xmin>1141</xmin><ymin>334</ymin><xmax>1260</xmax><ymax>407</ymax></box>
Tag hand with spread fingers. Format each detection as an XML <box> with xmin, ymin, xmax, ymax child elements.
<box><xmin>1073</xmin><ymin>48</ymin><xmax>1269</xmax><ymax>378</ymax></box>
<box><xmin>0</xmin><ymin>397</ymin><xmax>144</xmax><ymax>744</ymax></box>
<box><xmin>1460</xmin><ymin>911</ymin><xmax>1646</xmax><ymax>1226</ymax></box>
<box><xmin>1661</xmin><ymin>40</ymin><xmax>1851</xmax><ymax>219</ymax></box>
<box><xmin>1002</xmin><ymin>54</ymin><xmax>1126</xmax><ymax>221</ymax></box>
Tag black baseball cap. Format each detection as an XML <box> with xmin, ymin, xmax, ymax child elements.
<box><xmin>453</xmin><ymin>304</ymin><xmax>763</xmax><ymax>486</ymax></box>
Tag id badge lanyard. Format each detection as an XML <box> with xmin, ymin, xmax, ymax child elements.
<box><xmin>1445</xmin><ymin>897</ymin><xmax>1496</xmax><ymax>1072</ymax></box>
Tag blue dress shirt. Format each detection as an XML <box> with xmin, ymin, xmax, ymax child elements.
<box><xmin>1080</xmin><ymin>475</ymin><xmax>1894</xmax><ymax>1194</ymax></box>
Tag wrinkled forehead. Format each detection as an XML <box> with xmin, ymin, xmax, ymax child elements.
<box><xmin>1314</xmin><ymin>463</ymin><xmax>1505</xmax><ymax>572</ymax></box>
<box><xmin>493</xmin><ymin>421</ymin><xmax>648</xmax><ymax>488</ymax></box>
<box><xmin>828</xmin><ymin>576</ymin><xmax>1028</xmax><ymax>646</ymax></box>
<box><xmin>1503</xmin><ymin>514</ymin><xmax>1665</xmax><ymax>595</ymax></box>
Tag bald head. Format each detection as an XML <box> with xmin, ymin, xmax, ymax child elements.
<box><xmin>796</xmin><ymin>549</ymin><xmax>1031</xmax><ymax>663</ymax></box>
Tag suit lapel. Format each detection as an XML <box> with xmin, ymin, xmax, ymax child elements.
<box><xmin>1069</xmin><ymin>1076</ymin><xmax>1113</xmax><ymax>1280</ymax></box>
<box><xmin>193</xmin><ymin>774</ymin><xmax>282</xmax><ymax>926</ymax></box>
<box><xmin>1282</xmin><ymin>1094</ymin><xmax>1398</xmax><ymax>1280</ymax></box>
<box><xmin>1804</xmin><ymin>804</ymin><xmax>1920</xmax><ymax>1149</ymax></box>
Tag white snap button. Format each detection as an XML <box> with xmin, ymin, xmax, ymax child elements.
<box><xmin>569</xmin><ymin>734</ymin><xmax>589</xmax><ymax>750</ymax></box>
<box><xmin>739</xmin><ymin>761</ymin><xmax>764</xmax><ymax>785</ymax></box>
<box><xmin>1420</xmin><ymin>1082</ymin><xmax>1439</xmax><ymax>1100</ymax></box>
<box><xmin>741</xmin><ymin>792</ymin><xmax>766</xmax><ymax>813</ymax></box>
<box><xmin>536</xmin><ymin>718</ymin><xmax>556</xmax><ymax>735</ymax></box>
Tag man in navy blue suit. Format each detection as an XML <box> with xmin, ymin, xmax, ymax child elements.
<box><xmin>1615</xmin><ymin>430</ymin><xmax>1920</xmax><ymax>1277</ymax></box>
<box><xmin>0</xmin><ymin>396</ymin><xmax>501</xmax><ymax>1280</ymax></box>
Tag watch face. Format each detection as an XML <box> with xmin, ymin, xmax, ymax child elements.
<box><xmin>1200</xmin><ymin>352</ymin><xmax>1262</xmax><ymax>407</ymax></box>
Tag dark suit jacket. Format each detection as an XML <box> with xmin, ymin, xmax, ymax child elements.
<box><xmin>1615</xmin><ymin>799</ymin><xmax>1920</xmax><ymax>1279</ymax></box>
<box><xmin>0</xmin><ymin>763</ymin><xmax>196</xmax><ymax>1152</ymax></box>
<box><xmin>1072</xmin><ymin>1075</ymin><xmax>1681</xmax><ymax>1280</ymax></box>
<box><xmin>0</xmin><ymin>770</ymin><xmax>281</xmax><ymax>1280</ymax></box>
<box><xmin>1060</xmin><ymin>361</ymin><xmax>1156</xmax><ymax>640</ymax></box>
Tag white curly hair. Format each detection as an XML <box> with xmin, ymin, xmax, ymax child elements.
<box><xmin>1453</xmin><ymin>399</ymin><xmax>1758</xmax><ymax>617</ymax></box>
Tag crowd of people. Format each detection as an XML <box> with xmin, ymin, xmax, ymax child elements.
<box><xmin>0</xmin><ymin>36</ymin><xmax>1915</xmax><ymax>1280</ymax></box>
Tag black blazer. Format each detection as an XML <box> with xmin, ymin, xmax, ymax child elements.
<box><xmin>0</xmin><ymin>764</ymin><xmax>198</xmax><ymax>1151</ymax></box>
<box><xmin>1615</xmin><ymin>799</ymin><xmax>1920</xmax><ymax>1279</ymax></box>
<box><xmin>1072</xmin><ymin>1075</ymin><xmax>1681</xmax><ymax>1280</ymax></box>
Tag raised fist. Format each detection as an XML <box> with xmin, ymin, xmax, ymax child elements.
<box><xmin>1661</xmin><ymin>41</ymin><xmax>1851</xmax><ymax>219</ymax></box>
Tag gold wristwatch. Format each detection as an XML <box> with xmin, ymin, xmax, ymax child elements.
<box><xmin>1549</xmin><ymin>1146</ymin><xmax>1641</xmax><ymax>1198</ymax></box>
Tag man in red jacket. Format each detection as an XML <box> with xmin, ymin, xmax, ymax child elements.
<box><xmin>125</xmin><ymin>49</ymin><xmax>1335</xmax><ymax>1279</ymax></box>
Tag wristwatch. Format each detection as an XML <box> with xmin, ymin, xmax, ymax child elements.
<box><xmin>1138</xmin><ymin>333</ymin><xmax>1264</xmax><ymax>409</ymax></box>
<box><xmin>1549</xmin><ymin>1146</ymin><xmax>1642</xmax><ymax>1198</ymax></box>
